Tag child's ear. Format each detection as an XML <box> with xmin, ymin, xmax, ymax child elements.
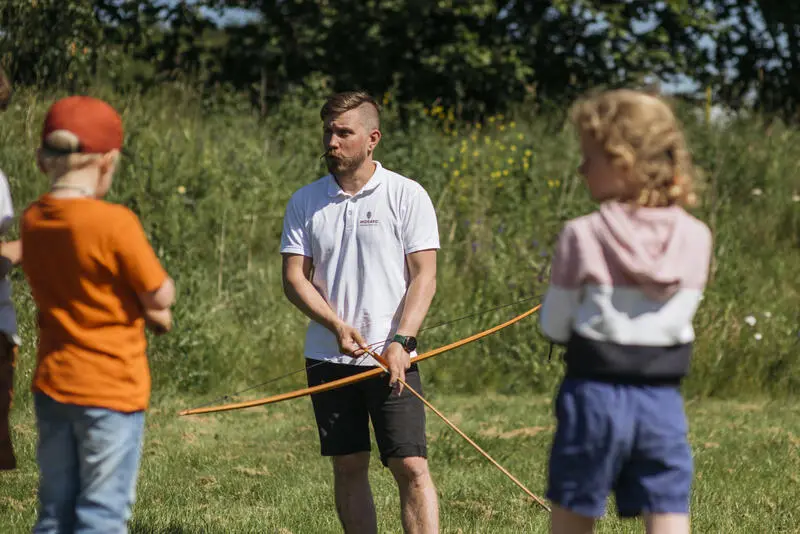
<box><xmin>101</xmin><ymin>149</ymin><xmax>120</xmax><ymax>175</ymax></box>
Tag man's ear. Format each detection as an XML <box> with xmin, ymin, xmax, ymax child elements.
<box><xmin>368</xmin><ymin>129</ymin><xmax>382</xmax><ymax>152</ymax></box>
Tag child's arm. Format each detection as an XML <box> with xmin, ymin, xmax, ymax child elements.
<box><xmin>138</xmin><ymin>277</ymin><xmax>176</xmax><ymax>335</ymax></box>
<box><xmin>540</xmin><ymin>224</ymin><xmax>581</xmax><ymax>344</ymax></box>
<box><xmin>0</xmin><ymin>240</ymin><xmax>20</xmax><ymax>278</ymax></box>
<box><xmin>115</xmin><ymin>209</ymin><xmax>176</xmax><ymax>335</ymax></box>
<box><xmin>0</xmin><ymin>170</ymin><xmax>17</xmax><ymax>278</ymax></box>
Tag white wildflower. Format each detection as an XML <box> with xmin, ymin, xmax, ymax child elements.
<box><xmin>744</xmin><ymin>315</ymin><xmax>757</xmax><ymax>326</ymax></box>
<box><xmin>751</xmin><ymin>188</ymin><xmax>763</xmax><ymax>197</ymax></box>
<box><xmin>754</xmin><ymin>333</ymin><xmax>763</xmax><ymax>341</ymax></box>
<box><xmin>792</xmin><ymin>193</ymin><xmax>800</xmax><ymax>203</ymax></box>
<box><xmin>763</xmin><ymin>311</ymin><xmax>772</xmax><ymax>319</ymax></box>
<box><xmin>177</xmin><ymin>185</ymin><xmax>186</xmax><ymax>195</ymax></box>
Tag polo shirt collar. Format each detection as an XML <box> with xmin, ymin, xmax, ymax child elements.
<box><xmin>327</xmin><ymin>161</ymin><xmax>385</xmax><ymax>198</ymax></box>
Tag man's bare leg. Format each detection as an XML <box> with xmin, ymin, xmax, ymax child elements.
<box><xmin>388</xmin><ymin>456</ymin><xmax>439</xmax><ymax>534</ymax></box>
<box><xmin>332</xmin><ymin>452</ymin><xmax>377</xmax><ymax>534</ymax></box>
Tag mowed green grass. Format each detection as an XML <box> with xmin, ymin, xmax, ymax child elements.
<box><xmin>2</xmin><ymin>393</ymin><xmax>799</xmax><ymax>533</ymax></box>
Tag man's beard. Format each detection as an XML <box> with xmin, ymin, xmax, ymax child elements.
<box><xmin>324</xmin><ymin>149</ymin><xmax>367</xmax><ymax>177</ymax></box>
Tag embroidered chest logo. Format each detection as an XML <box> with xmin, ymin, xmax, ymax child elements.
<box><xmin>359</xmin><ymin>210</ymin><xmax>380</xmax><ymax>227</ymax></box>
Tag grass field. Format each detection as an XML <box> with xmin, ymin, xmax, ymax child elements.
<box><xmin>0</xmin><ymin>86</ymin><xmax>798</xmax><ymax>532</ymax></box>
<box><xmin>2</xmin><ymin>392</ymin><xmax>799</xmax><ymax>533</ymax></box>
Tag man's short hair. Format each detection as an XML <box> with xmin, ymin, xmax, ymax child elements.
<box><xmin>0</xmin><ymin>67</ymin><xmax>12</xmax><ymax>111</ymax></box>
<box><xmin>320</xmin><ymin>91</ymin><xmax>380</xmax><ymax>130</ymax></box>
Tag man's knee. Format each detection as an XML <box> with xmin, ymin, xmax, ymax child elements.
<box><xmin>333</xmin><ymin>452</ymin><xmax>371</xmax><ymax>478</ymax></box>
<box><xmin>388</xmin><ymin>456</ymin><xmax>431</xmax><ymax>486</ymax></box>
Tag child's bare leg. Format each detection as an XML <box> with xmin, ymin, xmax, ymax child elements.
<box><xmin>551</xmin><ymin>505</ymin><xmax>595</xmax><ymax>534</ymax></box>
<box><xmin>644</xmin><ymin>513</ymin><xmax>690</xmax><ymax>534</ymax></box>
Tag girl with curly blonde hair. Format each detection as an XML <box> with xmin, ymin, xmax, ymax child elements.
<box><xmin>540</xmin><ymin>89</ymin><xmax>713</xmax><ymax>534</ymax></box>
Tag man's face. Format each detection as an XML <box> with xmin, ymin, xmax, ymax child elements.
<box><xmin>322</xmin><ymin>107</ymin><xmax>373</xmax><ymax>176</ymax></box>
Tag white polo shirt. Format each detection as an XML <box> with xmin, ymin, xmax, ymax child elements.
<box><xmin>280</xmin><ymin>161</ymin><xmax>440</xmax><ymax>365</ymax></box>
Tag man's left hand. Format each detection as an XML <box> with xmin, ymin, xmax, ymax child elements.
<box><xmin>382</xmin><ymin>342</ymin><xmax>411</xmax><ymax>395</ymax></box>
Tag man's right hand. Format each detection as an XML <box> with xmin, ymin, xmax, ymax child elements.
<box><xmin>334</xmin><ymin>323</ymin><xmax>367</xmax><ymax>358</ymax></box>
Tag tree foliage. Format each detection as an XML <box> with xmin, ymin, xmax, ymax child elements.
<box><xmin>1</xmin><ymin>0</ymin><xmax>799</xmax><ymax>119</ymax></box>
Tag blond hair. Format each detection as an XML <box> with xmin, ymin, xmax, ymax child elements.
<box><xmin>571</xmin><ymin>89</ymin><xmax>697</xmax><ymax>207</ymax></box>
<box><xmin>38</xmin><ymin>130</ymin><xmax>109</xmax><ymax>179</ymax></box>
<box><xmin>320</xmin><ymin>91</ymin><xmax>380</xmax><ymax>130</ymax></box>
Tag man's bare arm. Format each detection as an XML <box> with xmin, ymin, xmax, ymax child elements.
<box><xmin>282</xmin><ymin>253</ymin><xmax>366</xmax><ymax>355</ymax></box>
<box><xmin>395</xmin><ymin>249</ymin><xmax>437</xmax><ymax>337</ymax></box>
<box><xmin>382</xmin><ymin>249</ymin><xmax>437</xmax><ymax>392</ymax></box>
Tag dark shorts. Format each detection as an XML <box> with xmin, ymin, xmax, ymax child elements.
<box><xmin>305</xmin><ymin>359</ymin><xmax>427</xmax><ymax>467</ymax></box>
<box><xmin>547</xmin><ymin>378</ymin><xmax>693</xmax><ymax>518</ymax></box>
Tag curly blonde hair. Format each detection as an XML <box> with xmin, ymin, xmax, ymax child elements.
<box><xmin>570</xmin><ymin>89</ymin><xmax>697</xmax><ymax>208</ymax></box>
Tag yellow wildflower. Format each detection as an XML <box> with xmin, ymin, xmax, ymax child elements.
<box><xmin>510</xmin><ymin>145</ymin><xmax>517</xmax><ymax>152</ymax></box>
<box><xmin>453</xmin><ymin>170</ymin><xmax>460</xmax><ymax>177</ymax></box>
<box><xmin>524</xmin><ymin>149</ymin><xmax>533</xmax><ymax>157</ymax></box>
<box><xmin>499</xmin><ymin>125</ymin><xmax>506</xmax><ymax>132</ymax></box>
<box><xmin>502</xmin><ymin>169</ymin><xmax>509</xmax><ymax>176</ymax></box>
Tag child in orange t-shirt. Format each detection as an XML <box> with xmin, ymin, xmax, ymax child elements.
<box><xmin>21</xmin><ymin>96</ymin><xmax>175</xmax><ymax>533</ymax></box>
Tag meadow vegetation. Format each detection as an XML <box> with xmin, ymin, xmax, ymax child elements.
<box><xmin>0</xmin><ymin>84</ymin><xmax>798</xmax><ymax>531</ymax></box>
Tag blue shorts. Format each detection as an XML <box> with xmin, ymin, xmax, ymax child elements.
<box><xmin>547</xmin><ymin>378</ymin><xmax>693</xmax><ymax>518</ymax></box>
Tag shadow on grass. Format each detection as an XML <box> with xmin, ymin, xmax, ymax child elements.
<box><xmin>130</xmin><ymin>520</ymin><xmax>210</xmax><ymax>534</ymax></box>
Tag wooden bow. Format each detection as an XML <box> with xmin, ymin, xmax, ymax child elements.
<box><xmin>179</xmin><ymin>304</ymin><xmax>541</xmax><ymax>416</ymax></box>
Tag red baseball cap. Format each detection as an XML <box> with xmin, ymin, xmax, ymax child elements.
<box><xmin>41</xmin><ymin>96</ymin><xmax>123</xmax><ymax>154</ymax></box>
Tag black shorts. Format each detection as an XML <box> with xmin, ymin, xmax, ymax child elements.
<box><xmin>305</xmin><ymin>359</ymin><xmax>427</xmax><ymax>467</ymax></box>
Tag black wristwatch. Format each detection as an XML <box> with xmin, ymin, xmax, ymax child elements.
<box><xmin>392</xmin><ymin>334</ymin><xmax>417</xmax><ymax>353</ymax></box>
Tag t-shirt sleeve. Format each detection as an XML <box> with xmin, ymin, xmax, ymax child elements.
<box><xmin>402</xmin><ymin>185</ymin><xmax>440</xmax><ymax>254</ymax></box>
<box><xmin>114</xmin><ymin>209</ymin><xmax>168</xmax><ymax>294</ymax></box>
<box><xmin>0</xmin><ymin>171</ymin><xmax>14</xmax><ymax>236</ymax></box>
<box><xmin>540</xmin><ymin>223</ymin><xmax>581</xmax><ymax>344</ymax></box>
<box><xmin>280</xmin><ymin>193</ymin><xmax>312</xmax><ymax>257</ymax></box>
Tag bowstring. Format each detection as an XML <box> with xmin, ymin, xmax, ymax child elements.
<box><xmin>186</xmin><ymin>294</ymin><xmax>542</xmax><ymax>410</ymax></box>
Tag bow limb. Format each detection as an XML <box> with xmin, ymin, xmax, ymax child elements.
<box><xmin>178</xmin><ymin>303</ymin><xmax>541</xmax><ymax>417</ymax></box>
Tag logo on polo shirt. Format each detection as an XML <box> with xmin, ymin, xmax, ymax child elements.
<box><xmin>359</xmin><ymin>210</ymin><xmax>379</xmax><ymax>226</ymax></box>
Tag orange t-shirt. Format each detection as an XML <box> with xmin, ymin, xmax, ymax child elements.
<box><xmin>21</xmin><ymin>195</ymin><xmax>168</xmax><ymax>412</ymax></box>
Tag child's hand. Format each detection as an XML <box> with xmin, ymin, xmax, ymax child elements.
<box><xmin>0</xmin><ymin>240</ymin><xmax>21</xmax><ymax>265</ymax></box>
<box><xmin>144</xmin><ymin>308</ymin><xmax>172</xmax><ymax>335</ymax></box>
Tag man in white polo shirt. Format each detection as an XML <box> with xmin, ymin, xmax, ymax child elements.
<box><xmin>281</xmin><ymin>91</ymin><xmax>439</xmax><ymax>534</ymax></box>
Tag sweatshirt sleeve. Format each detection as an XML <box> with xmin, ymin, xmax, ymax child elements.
<box><xmin>540</xmin><ymin>223</ymin><xmax>582</xmax><ymax>344</ymax></box>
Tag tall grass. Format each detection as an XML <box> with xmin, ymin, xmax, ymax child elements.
<box><xmin>0</xmin><ymin>85</ymin><xmax>797</xmax><ymax>412</ymax></box>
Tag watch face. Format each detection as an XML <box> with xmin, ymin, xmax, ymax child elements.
<box><xmin>405</xmin><ymin>337</ymin><xmax>417</xmax><ymax>352</ymax></box>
